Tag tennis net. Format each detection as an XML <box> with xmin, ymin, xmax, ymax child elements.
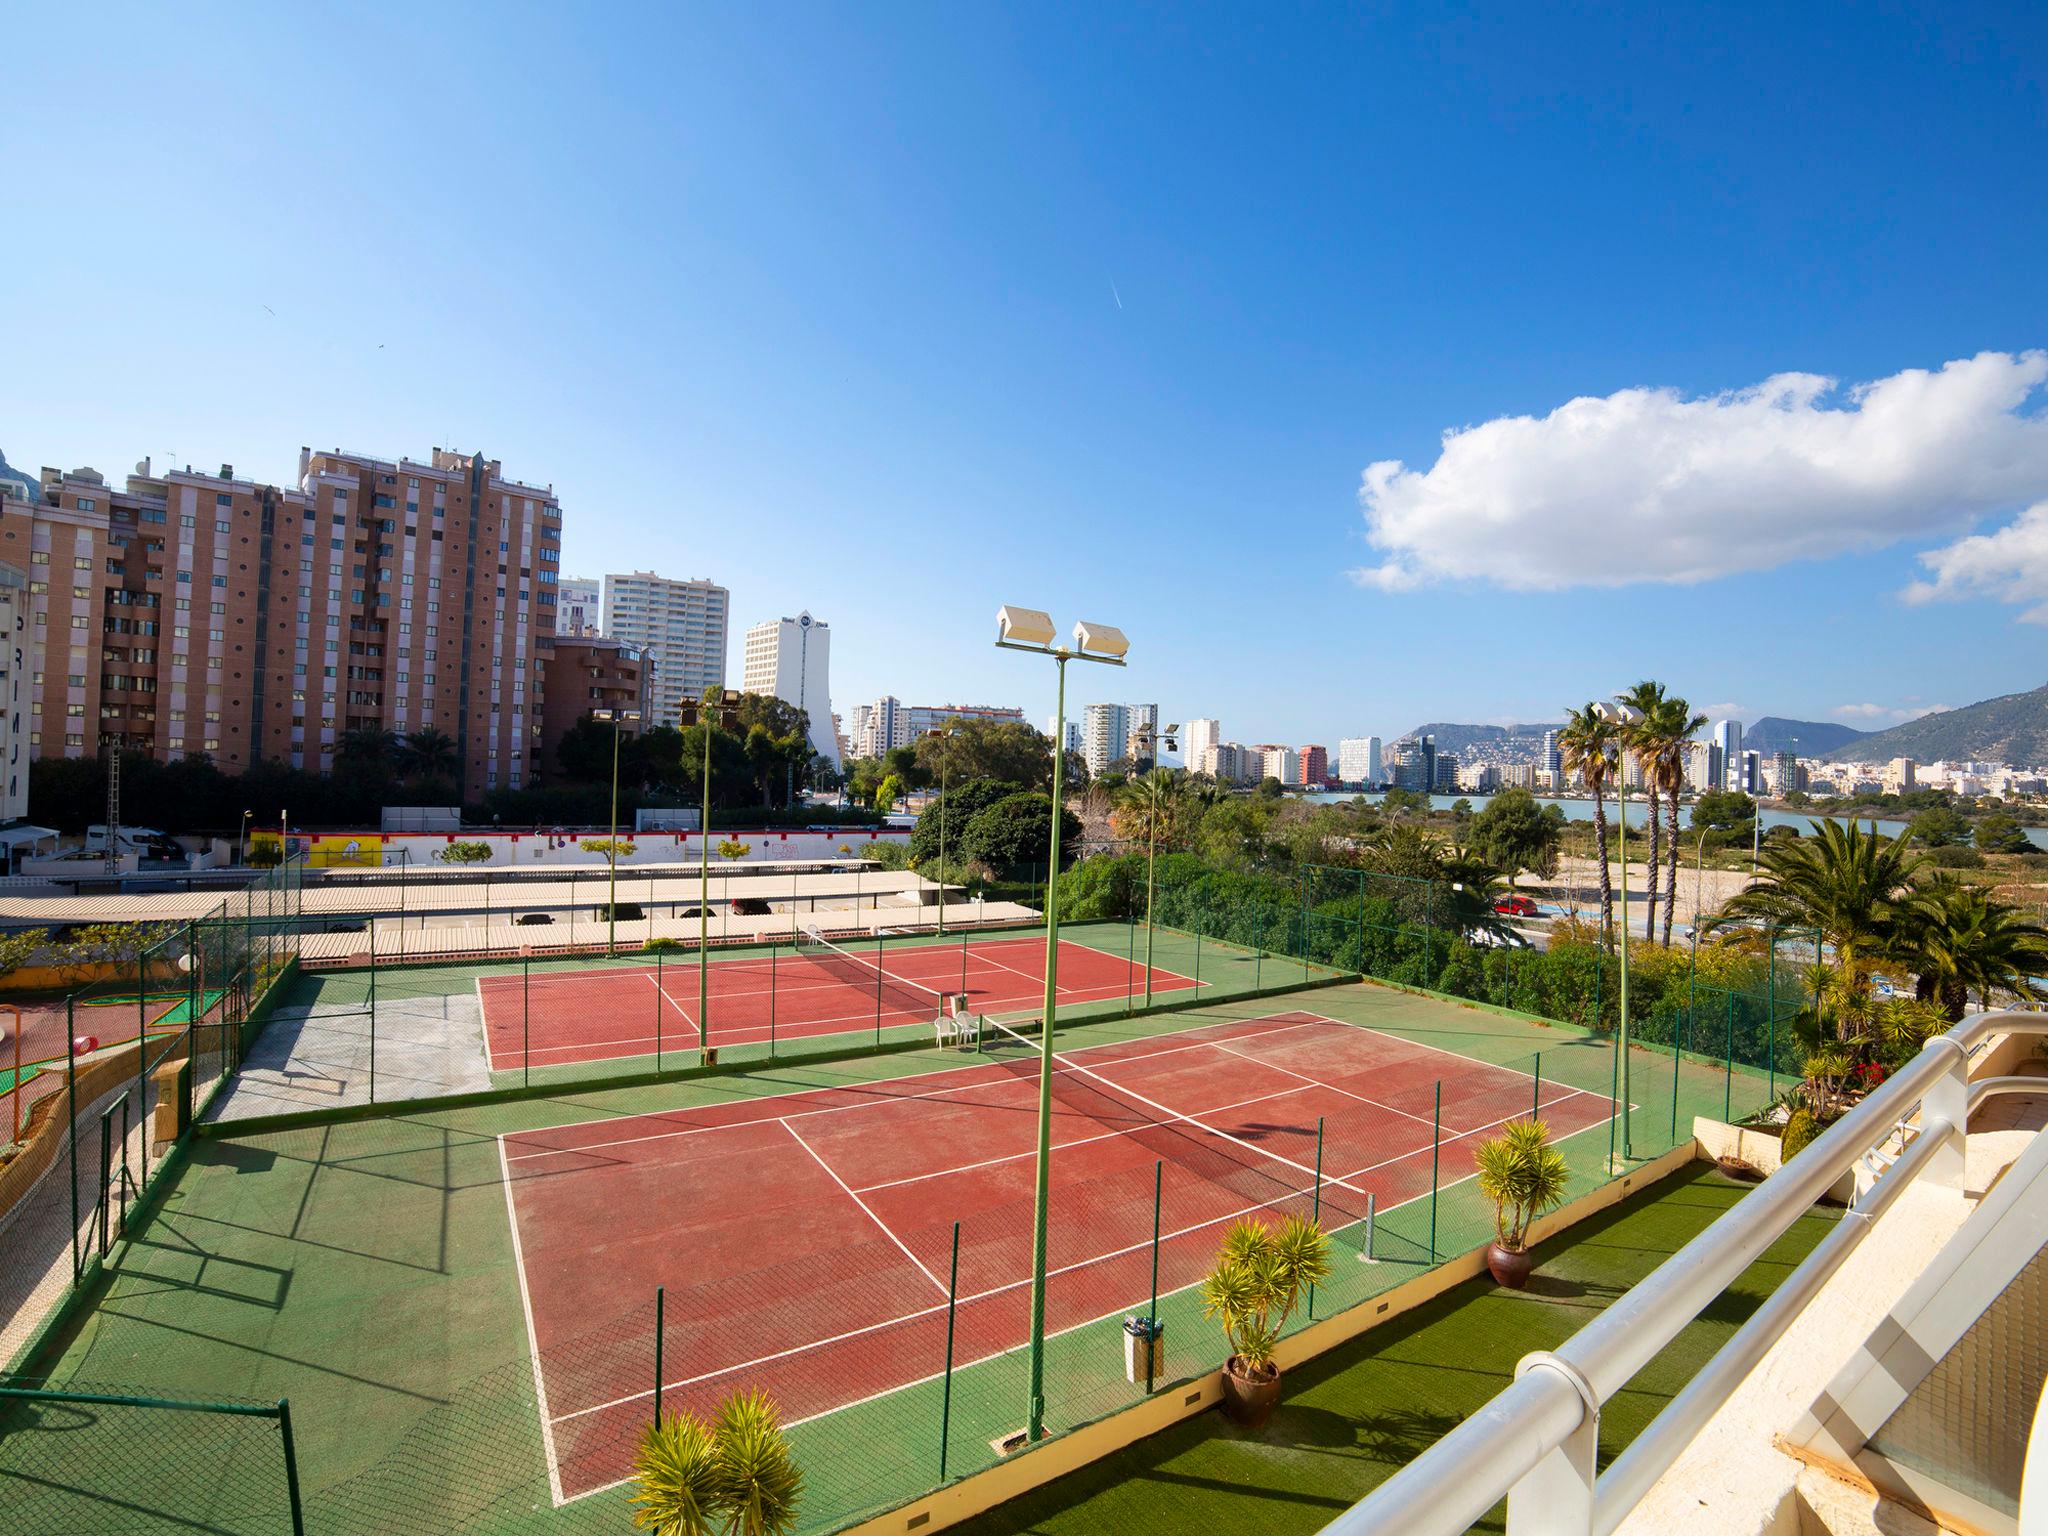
<box><xmin>980</xmin><ymin>1017</ymin><xmax>1373</xmax><ymax>1229</ymax></box>
<box><xmin>795</xmin><ymin>924</ymin><xmax>951</xmax><ymax>1020</ymax></box>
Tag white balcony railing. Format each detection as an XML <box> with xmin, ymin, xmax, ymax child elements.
<box><xmin>1317</xmin><ymin>1007</ymin><xmax>2046</xmax><ymax>1536</ymax></box>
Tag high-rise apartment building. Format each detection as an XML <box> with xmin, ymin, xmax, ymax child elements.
<box><xmin>0</xmin><ymin>562</ymin><xmax>27</xmax><ymax>822</ymax></box>
<box><xmin>1</xmin><ymin>445</ymin><xmax>562</xmax><ymax>796</ymax></box>
<box><xmin>1080</xmin><ymin>702</ymin><xmax>1162</xmax><ymax>775</ymax></box>
<box><xmin>1885</xmin><ymin>756</ymin><xmax>1917</xmax><ymax>792</ymax></box>
<box><xmin>1336</xmin><ymin>736</ymin><xmax>1381</xmax><ymax>786</ymax></box>
<box><xmin>1082</xmin><ymin>703</ymin><xmax>1129</xmax><ymax>776</ymax></box>
<box><xmin>741</xmin><ymin>611</ymin><xmax>839</xmax><ymax>771</ymax></box>
<box><xmin>602</xmin><ymin>572</ymin><xmax>728</xmax><ymax>726</ymax></box>
<box><xmin>556</xmin><ymin>576</ymin><xmax>602</xmax><ymax>637</ymax></box>
<box><xmin>1047</xmin><ymin>716</ymin><xmax>1081</xmax><ymax>756</ymax></box>
<box><xmin>1543</xmin><ymin>729</ymin><xmax>1562</xmax><ymax>782</ymax></box>
<box><xmin>1299</xmin><ymin>744</ymin><xmax>1328</xmax><ymax>786</ymax></box>
<box><xmin>538</xmin><ymin>637</ymin><xmax>652</xmax><ymax>776</ymax></box>
<box><xmin>1712</xmin><ymin>719</ymin><xmax>1744</xmax><ymax>792</ymax></box>
<box><xmin>849</xmin><ymin>698</ymin><xmax>1025</xmax><ymax>758</ymax></box>
<box><xmin>1182</xmin><ymin>718</ymin><xmax>1220</xmax><ymax>773</ymax></box>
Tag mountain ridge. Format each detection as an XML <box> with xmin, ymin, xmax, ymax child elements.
<box><xmin>1820</xmin><ymin>684</ymin><xmax>2048</xmax><ymax>766</ymax></box>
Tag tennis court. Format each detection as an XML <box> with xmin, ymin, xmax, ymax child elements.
<box><xmin>475</xmin><ymin>932</ymin><xmax>1199</xmax><ymax>1072</ymax></box>
<box><xmin>500</xmin><ymin>1007</ymin><xmax>1617</xmax><ymax>1503</ymax></box>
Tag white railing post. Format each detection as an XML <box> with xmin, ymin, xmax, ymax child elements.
<box><xmin>1922</xmin><ymin>1037</ymin><xmax>1972</xmax><ymax>1194</ymax></box>
<box><xmin>1507</xmin><ymin>1355</ymin><xmax>1599</xmax><ymax>1536</ymax></box>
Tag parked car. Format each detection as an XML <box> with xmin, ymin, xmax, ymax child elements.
<box><xmin>1494</xmin><ymin>895</ymin><xmax>1539</xmax><ymax>918</ymax></box>
<box><xmin>515</xmin><ymin>913</ymin><xmax>554</xmax><ymax>926</ymax></box>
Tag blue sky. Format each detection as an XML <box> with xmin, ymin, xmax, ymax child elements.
<box><xmin>6</xmin><ymin>3</ymin><xmax>2046</xmax><ymax>749</ymax></box>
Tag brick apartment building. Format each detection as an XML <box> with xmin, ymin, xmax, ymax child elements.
<box><xmin>0</xmin><ymin>445</ymin><xmax>567</xmax><ymax>797</ymax></box>
<box><xmin>537</xmin><ymin>636</ymin><xmax>654</xmax><ymax>776</ymax></box>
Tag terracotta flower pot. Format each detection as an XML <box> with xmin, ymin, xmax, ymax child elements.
<box><xmin>1486</xmin><ymin>1241</ymin><xmax>1535</xmax><ymax>1289</ymax></box>
<box><xmin>1221</xmin><ymin>1356</ymin><xmax>1282</xmax><ymax>1429</ymax></box>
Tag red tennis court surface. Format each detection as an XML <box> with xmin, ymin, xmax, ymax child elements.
<box><xmin>499</xmin><ymin>1010</ymin><xmax>1614</xmax><ymax>1502</ymax></box>
<box><xmin>476</xmin><ymin>935</ymin><xmax>1197</xmax><ymax>1072</ymax></box>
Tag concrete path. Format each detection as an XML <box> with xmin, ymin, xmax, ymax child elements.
<box><xmin>204</xmin><ymin>995</ymin><xmax>492</xmax><ymax>1122</ymax></box>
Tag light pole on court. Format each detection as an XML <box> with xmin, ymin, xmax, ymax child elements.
<box><xmin>679</xmin><ymin>689</ymin><xmax>739</xmax><ymax>1060</ymax></box>
<box><xmin>994</xmin><ymin>605</ymin><xmax>1128</xmax><ymax>1444</ymax></box>
<box><xmin>1127</xmin><ymin>725</ymin><xmax>1180</xmax><ymax>1009</ymax></box>
<box><xmin>591</xmin><ymin>707</ymin><xmax>643</xmax><ymax>959</ymax></box>
<box><xmin>1594</xmin><ymin>698</ymin><xmax>1643</xmax><ymax>1160</ymax></box>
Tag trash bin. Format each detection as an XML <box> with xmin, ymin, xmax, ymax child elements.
<box><xmin>1122</xmin><ymin>1314</ymin><xmax>1165</xmax><ymax>1384</ymax></box>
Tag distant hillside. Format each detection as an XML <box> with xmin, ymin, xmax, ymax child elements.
<box><xmin>1395</xmin><ymin>722</ymin><xmax>1565</xmax><ymax>757</ymax></box>
<box><xmin>1822</xmin><ymin>684</ymin><xmax>2048</xmax><ymax>766</ymax></box>
<box><xmin>1744</xmin><ymin>717</ymin><xmax>1870</xmax><ymax>758</ymax></box>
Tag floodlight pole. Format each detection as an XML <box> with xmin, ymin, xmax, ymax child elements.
<box><xmin>1617</xmin><ymin>768</ymin><xmax>1632</xmax><ymax>1158</ymax></box>
<box><xmin>605</xmin><ymin>713</ymin><xmax>625</xmax><ymax>958</ymax></box>
<box><xmin>699</xmin><ymin>691</ymin><xmax>720</xmax><ymax>1057</ymax></box>
<box><xmin>997</xmin><ymin>623</ymin><xmax>1124</xmax><ymax>1445</ymax></box>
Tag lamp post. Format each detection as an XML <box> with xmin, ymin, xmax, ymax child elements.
<box><xmin>924</xmin><ymin>728</ymin><xmax>950</xmax><ymax>936</ymax></box>
<box><xmin>995</xmin><ymin>605</ymin><xmax>1128</xmax><ymax>1444</ymax></box>
<box><xmin>1127</xmin><ymin>725</ymin><xmax>1181</xmax><ymax>1008</ymax></box>
<box><xmin>1595</xmin><ymin>699</ymin><xmax>1644</xmax><ymax>1161</ymax></box>
<box><xmin>680</xmin><ymin>689</ymin><xmax>738</xmax><ymax>1061</ymax></box>
<box><xmin>238</xmin><ymin>809</ymin><xmax>253</xmax><ymax>868</ymax></box>
<box><xmin>591</xmin><ymin>707</ymin><xmax>643</xmax><ymax>958</ymax></box>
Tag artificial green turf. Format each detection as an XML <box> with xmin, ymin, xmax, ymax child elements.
<box><xmin>950</xmin><ymin>1165</ymin><xmax>1836</xmax><ymax>1536</ymax></box>
<box><xmin>0</xmin><ymin>975</ymin><xmax>1770</xmax><ymax>1535</ymax></box>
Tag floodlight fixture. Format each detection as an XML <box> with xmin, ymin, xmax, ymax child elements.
<box><xmin>1072</xmin><ymin>621</ymin><xmax>1128</xmax><ymax>661</ymax></box>
<box><xmin>996</xmin><ymin>605</ymin><xmax>1057</xmax><ymax>648</ymax></box>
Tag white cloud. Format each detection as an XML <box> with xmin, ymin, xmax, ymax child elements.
<box><xmin>1696</xmin><ymin>701</ymin><xmax>1744</xmax><ymax>721</ymax></box>
<box><xmin>1902</xmin><ymin>500</ymin><xmax>2048</xmax><ymax>623</ymax></box>
<box><xmin>1831</xmin><ymin>702</ymin><xmax>1947</xmax><ymax>726</ymax></box>
<box><xmin>1352</xmin><ymin>351</ymin><xmax>2048</xmax><ymax>593</ymax></box>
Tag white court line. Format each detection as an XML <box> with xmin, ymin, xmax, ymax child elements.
<box><xmin>779</xmin><ymin>1119</ymin><xmax>950</xmax><ymax>1296</ymax></box>
<box><xmin>647</xmin><ymin>971</ymin><xmax>701</xmax><ymax>1048</ymax></box>
<box><xmin>503</xmin><ymin>1016</ymin><xmax>1331</xmax><ymax>1164</ymax></box>
<box><xmin>1203</xmin><ymin>1037</ymin><xmax>1439</xmax><ymax>1130</ymax></box>
<box><xmin>497</xmin><ymin>1135</ymin><xmax>566</xmax><ymax>1507</ymax></box>
<box><xmin>850</xmin><ymin>1080</ymin><xmax>1314</xmax><ymax>1194</ymax></box>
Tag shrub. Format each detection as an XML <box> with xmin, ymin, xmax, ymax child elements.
<box><xmin>1780</xmin><ymin>1106</ymin><xmax>1820</xmax><ymax>1161</ymax></box>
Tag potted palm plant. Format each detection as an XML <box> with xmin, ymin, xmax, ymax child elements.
<box><xmin>1475</xmin><ymin>1119</ymin><xmax>1570</xmax><ymax>1289</ymax></box>
<box><xmin>631</xmin><ymin>1389</ymin><xmax>802</xmax><ymax>1536</ymax></box>
<box><xmin>1198</xmin><ymin>1215</ymin><xmax>1331</xmax><ymax>1429</ymax></box>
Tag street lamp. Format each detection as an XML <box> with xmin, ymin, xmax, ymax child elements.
<box><xmin>680</xmin><ymin>689</ymin><xmax>741</xmax><ymax>1062</ymax></box>
<box><xmin>238</xmin><ymin>809</ymin><xmax>254</xmax><ymax>868</ymax></box>
<box><xmin>1127</xmin><ymin>723</ymin><xmax>1181</xmax><ymax>1008</ymax></box>
<box><xmin>591</xmin><ymin>707</ymin><xmax>643</xmax><ymax>957</ymax></box>
<box><xmin>994</xmin><ymin>605</ymin><xmax>1127</xmax><ymax>1445</ymax></box>
<box><xmin>1593</xmin><ymin>699</ymin><xmax>1643</xmax><ymax>1161</ymax></box>
<box><xmin>923</xmin><ymin>727</ymin><xmax>952</xmax><ymax>936</ymax></box>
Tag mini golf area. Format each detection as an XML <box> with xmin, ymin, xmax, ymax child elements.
<box><xmin>477</xmin><ymin>934</ymin><xmax>1199</xmax><ymax>1071</ymax></box>
<box><xmin>1</xmin><ymin>974</ymin><xmax>1774</xmax><ymax>1535</ymax></box>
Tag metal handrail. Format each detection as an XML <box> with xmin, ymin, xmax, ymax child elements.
<box><xmin>1319</xmin><ymin>1008</ymin><xmax>2047</xmax><ymax>1536</ymax></box>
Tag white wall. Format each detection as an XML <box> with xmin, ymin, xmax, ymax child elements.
<box><xmin>326</xmin><ymin>825</ymin><xmax>910</xmax><ymax>869</ymax></box>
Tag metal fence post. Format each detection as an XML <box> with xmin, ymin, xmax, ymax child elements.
<box><xmin>1725</xmin><ymin>989</ymin><xmax>1736</xmax><ymax>1122</ymax></box>
<box><xmin>134</xmin><ymin>951</ymin><xmax>149</xmax><ymax>1187</ymax></box>
<box><xmin>1146</xmin><ymin>1160</ymin><xmax>1162</xmax><ymax>1393</ymax></box>
<box><xmin>1309</xmin><ymin>1117</ymin><xmax>1324</xmax><ymax>1319</ymax></box>
<box><xmin>66</xmin><ymin>1001</ymin><xmax>80</xmax><ymax>1282</ymax></box>
<box><xmin>874</xmin><ymin>932</ymin><xmax>885</xmax><ymax>1045</ymax></box>
<box><xmin>654</xmin><ymin>952</ymin><xmax>664</xmax><ymax>1073</ymax></box>
<box><xmin>769</xmin><ymin>946</ymin><xmax>778</xmax><ymax>1059</ymax></box>
<box><xmin>277</xmin><ymin>1398</ymin><xmax>307</xmax><ymax>1536</ymax></box>
<box><xmin>654</xmin><ymin>1285</ymin><xmax>665</xmax><ymax>1427</ymax></box>
<box><xmin>940</xmin><ymin>1221</ymin><xmax>960</xmax><ymax>1480</ymax></box>
<box><xmin>367</xmin><ymin>918</ymin><xmax>378</xmax><ymax>1104</ymax></box>
<box><xmin>1533</xmin><ymin>1052</ymin><xmax>1541</xmax><ymax>1123</ymax></box>
<box><xmin>1429</xmin><ymin>1081</ymin><xmax>1442</xmax><ymax>1265</ymax></box>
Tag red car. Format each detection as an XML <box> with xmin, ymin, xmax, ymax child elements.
<box><xmin>1494</xmin><ymin>895</ymin><xmax>1539</xmax><ymax>918</ymax></box>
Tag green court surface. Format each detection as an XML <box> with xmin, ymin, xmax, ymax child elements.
<box><xmin>0</xmin><ymin>976</ymin><xmax>1776</xmax><ymax>1535</ymax></box>
<box><xmin>949</xmin><ymin>1165</ymin><xmax>1838</xmax><ymax>1536</ymax></box>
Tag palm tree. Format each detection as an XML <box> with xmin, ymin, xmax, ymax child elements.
<box><xmin>1616</xmin><ymin>681</ymin><xmax>1670</xmax><ymax>942</ymax></box>
<box><xmin>1651</xmin><ymin>697</ymin><xmax>1707</xmax><ymax>947</ymax></box>
<box><xmin>1557</xmin><ymin>704</ymin><xmax>1620</xmax><ymax>942</ymax></box>
<box><xmin>402</xmin><ymin>727</ymin><xmax>456</xmax><ymax>780</ymax></box>
<box><xmin>336</xmin><ymin>725</ymin><xmax>398</xmax><ymax>765</ymax></box>
<box><xmin>632</xmin><ymin>1389</ymin><xmax>802</xmax><ymax>1536</ymax></box>
<box><xmin>1903</xmin><ymin>876</ymin><xmax>2048</xmax><ymax>1020</ymax></box>
<box><xmin>1712</xmin><ymin>820</ymin><xmax>1936</xmax><ymax>1042</ymax></box>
